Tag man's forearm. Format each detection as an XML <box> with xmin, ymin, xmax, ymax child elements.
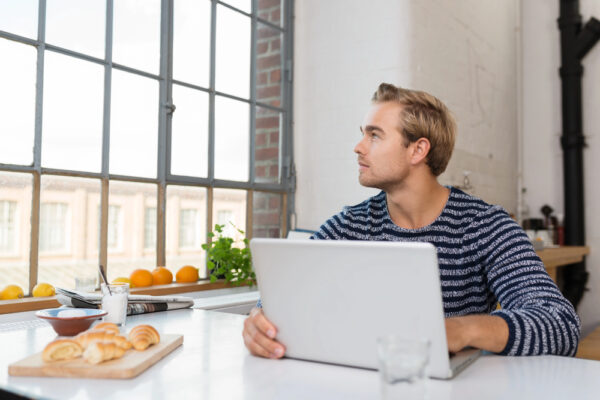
<box><xmin>445</xmin><ymin>314</ymin><xmax>509</xmax><ymax>354</ymax></box>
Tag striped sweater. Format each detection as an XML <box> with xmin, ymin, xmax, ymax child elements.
<box><xmin>312</xmin><ymin>187</ymin><xmax>580</xmax><ymax>356</ymax></box>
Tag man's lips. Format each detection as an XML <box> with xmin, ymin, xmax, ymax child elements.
<box><xmin>358</xmin><ymin>161</ymin><xmax>369</xmax><ymax>171</ymax></box>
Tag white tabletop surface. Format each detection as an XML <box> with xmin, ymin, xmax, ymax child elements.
<box><xmin>1</xmin><ymin>308</ymin><xmax>600</xmax><ymax>400</ymax></box>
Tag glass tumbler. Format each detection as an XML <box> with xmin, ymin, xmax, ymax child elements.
<box><xmin>377</xmin><ymin>335</ymin><xmax>430</xmax><ymax>399</ymax></box>
<box><xmin>101</xmin><ymin>283</ymin><xmax>129</xmax><ymax>326</ymax></box>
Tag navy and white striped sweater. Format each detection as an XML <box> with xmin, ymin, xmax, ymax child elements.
<box><xmin>312</xmin><ymin>187</ymin><xmax>580</xmax><ymax>356</ymax></box>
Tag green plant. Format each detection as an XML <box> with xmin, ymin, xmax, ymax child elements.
<box><xmin>202</xmin><ymin>223</ymin><xmax>255</xmax><ymax>287</ymax></box>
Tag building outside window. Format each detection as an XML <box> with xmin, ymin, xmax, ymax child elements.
<box><xmin>0</xmin><ymin>201</ymin><xmax>17</xmax><ymax>254</ymax></box>
<box><xmin>179</xmin><ymin>209</ymin><xmax>199</xmax><ymax>249</ymax></box>
<box><xmin>144</xmin><ymin>207</ymin><xmax>157</xmax><ymax>250</ymax></box>
<box><xmin>39</xmin><ymin>203</ymin><xmax>68</xmax><ymax>253</ymax></box>
<box><xmin>107</xmin><ymin>205</ymin><xmax>122</xmax><ymax>251</ymax></box>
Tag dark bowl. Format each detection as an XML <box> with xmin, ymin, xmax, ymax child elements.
<box><xmin>36</xmin><ymin>308</ymin><xmax>107</xmax><ymax>336</ymax></box>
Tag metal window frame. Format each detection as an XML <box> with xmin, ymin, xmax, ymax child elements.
<box><xmin>0</xmin><ymin>0</ymin><xmax>294</xmax><ymax>292</ymax></box>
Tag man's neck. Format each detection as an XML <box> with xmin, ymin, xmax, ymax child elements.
<box><xmin>384</xmin><ymin>176</ymin><xmax>450</xmax><ymax>230</ymax></box>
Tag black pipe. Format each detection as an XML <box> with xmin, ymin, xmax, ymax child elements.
<box><xmin>557</xmin><ymin>0</ymin><xmax>600</xmax><ymax>308</ymax></box>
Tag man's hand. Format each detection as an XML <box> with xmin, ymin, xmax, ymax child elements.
<box><xmin>242</xmin><ymin>307</ymin><xmax>286</xmax><ymax>359</ymax></box>
<box><xmin>445</xmin><ymin>315</ymin><xmax>509</xmax><ymax>354</ymax></box>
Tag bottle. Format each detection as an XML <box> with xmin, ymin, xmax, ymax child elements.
<box><xmin>556</xmin><ymin>213</ymin><xmax>565</xmax><ymax>246</ymax></box>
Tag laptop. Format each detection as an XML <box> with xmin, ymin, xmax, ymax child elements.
<box><xmin>250</xmin><ymin>238</ymin><xmax>481</xmax><ymax>379</ymax></box>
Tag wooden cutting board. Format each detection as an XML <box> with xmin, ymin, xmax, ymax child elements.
<box><xmin>8</xmin><ymin>334</ymin><xmax>183</xmax><ymax>379</ymax></box>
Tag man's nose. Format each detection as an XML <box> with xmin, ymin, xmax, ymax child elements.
<box><xmin>354</xmin><ymin>136</ymin><xmax>366</xmax><ymax>154</ymax></box>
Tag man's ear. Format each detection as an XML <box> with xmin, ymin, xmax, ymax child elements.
<box><xmin>410</xmin><ymin>138</ymin><xmax>431</xmax><ymax>165</ymax></box>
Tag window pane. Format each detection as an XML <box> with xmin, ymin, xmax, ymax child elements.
<box><xmin>45</xmin><ymin>0</ymin><xmax>106</xmax><ymax>59</ymax></box>
<box><xmin>252</xmin><ymin>191</ymin><xmax>281</xmax><ymax>238</ymax></box>
<box><xmin>106</xmin><ymin>181</ymin><xmax>157</xmax><ymax>281</ymax></box>
<box><xmin>257</xmin><ymin>0</ymin><xmax>283</xmax><ymax>27</ymax></box>
<box><xmin>113</xmin><ymin>0</ymin><xmax>160</xmax><ymax>74</ymax></box>
<box><xmin>215</xmin><ymin>5</ymin><xmax>250</xmax><ymax>99</ymax></box>
<box><xmin>0</xmin><ymin>39</ymin><xmax>36</xmax><ymax>166</ymax></box>
<box><xmin>42</xmin><ymin>52</ymin><xmax>104</xmax><ymax>172</ymax></box>
<box><xmin>0</xmin><ymin>0</ymin><xmax>38</xmax><ymax>39</ymax></box>
<box><xmin>38</xmin><ymin>176</ymin><xmax>100</xmax><ymax>290</ymax></box>
<box><xmin>144</xmin><ymin>207</ymin><xmax>156</xmax><ymax>250</ymax></box>
<box><xmin>171</xmin><ymin>85</ymin><xmax>209</xmax><ymax>177</ymax></box>
<box><xmin>0</xmin><ymin>172</ymin><xmax>31</xmax><ymax>293</ymax></box>
<box><xmin>215</xmin><ymin>96</ymin><xmax>249</xmax><ymax>181</ymax></box>
<box><xmin>179</xmin><ymin>209</ymin><xmax>199</xmax><ymax>248</ymax></box>
<box><xmin>107</xmin><ymin>204</ymin><xmax>122</xmax><ymax>250</ymax></box>
<box><xmin>256</xmin><ymin>23</ymin><xmax>282</xmax><ymax>107</ymax></box>
<box><xmin>166</xmin><ymin>185</ymin><xmax>207</xmax><ymax>279</ymax></box>
<box><xmin>255</xmin><ymin>106</ymin><xmax>281</xmax><ymax>183</ymax></box>
<box><xmin>212</xmin><ymin>188</ymin><xmax>246</xmax><ymax>243</ymax></box>
<box><xmin>221</xmin><ymin>0</ymin><xmax>251</xmax><ymax>14</ymax></box>
<box><xmin>173</xmin><ymin>0</ymin><xmax>210</xmax><ymax>87</ymax></box>
<box><xmin>110</xmin><ymin>69</ymin><xmax>158</xmax><ymax>178</ymax></box>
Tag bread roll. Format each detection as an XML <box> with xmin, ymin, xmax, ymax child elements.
<box><xmin>93</xmin><ymin>322</ymin><xmax>120</xmax><ymax>334</ymax></box>
<box><xmin>128</xmin><ymin>324</ymin><xmax>160</xmax><ymax>351</ymax></box>
<box><xmin>83</xmin><ymin>341</ymin><xmax>126</xmax><ymax>365</ymax></box>
<box><xmin>75</xmin><ymin>329</ymin><xmax>132</xmax><ymax>350</ymax></box>
<box><xmin>42</xmin><ymin>339</ymin><xmax>83</xmax><ymax>362</ymax></box>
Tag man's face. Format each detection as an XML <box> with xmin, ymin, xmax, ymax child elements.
<box><xmin>354</xmin><ymin>102</ymin><xmax>412</xmax><ymax>190</ymax></box>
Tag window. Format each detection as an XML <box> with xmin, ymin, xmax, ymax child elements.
<box><xmin>179</xmin><ymin>209</ymin><xmax>199</xmax><ymax>248</ymax></box>
<box><xmin>0</xmin><ymin>0</ymin><xmax>293</xmax><ymax>293</ymax></box>
<box><xmin>39</xmin><ymin>203</ymin><xmax>68</xmax><ymax>253</ymax></box>
<box><xmin>144</xmin><ymin>207</ymin><xmax>157</xmax><ymax>250</ymax></box>
<box><xmin>0</xmin><ymin>201</ymin><xmax>17</xmax><ymax>254</ymax></box>
<box><xmin>107</xmin><ymin>205</ymin><xmax>122</xmax><ymax>251</ymax></box>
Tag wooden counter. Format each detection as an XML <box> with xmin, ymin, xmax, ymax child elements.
<box><xmin>577</xmin><ymin>325</ymin><xmax>600</xmax><ymax>361</ymax></box>
<box><xmin>536</xmin><ymin>245</ymin><xmax>590</xmax><ymax>282</ymax></box>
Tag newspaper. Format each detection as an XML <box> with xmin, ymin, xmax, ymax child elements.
<box><xmin>56</xmin><ymin>288</ymin><xmax>194</xmax><ymax>316</ymax></box>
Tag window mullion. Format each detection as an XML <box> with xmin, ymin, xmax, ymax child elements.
<box><xmin>156</xmin><ymin>0</ymin><xmax>173</xmax><ymax>268</ymax></box>
<box><xmin>28</xmin><ymin>0</ymin><xmax>48</xmax><ymax>293</ymax></box>
<box><xmin>99</xmin><ymin>0</ymin><xmax>114</xmax><ymax>280</ymax></box>
<box><xmin>282</xmin><ymin>0</ymin><xmax>294</xmax><ymax>236</ymax></box>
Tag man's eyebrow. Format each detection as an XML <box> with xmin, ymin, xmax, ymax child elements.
<box><xmin>361</xmin><ymin>125</ymin><xmax>385</xmax><ymax>134</ymax></box>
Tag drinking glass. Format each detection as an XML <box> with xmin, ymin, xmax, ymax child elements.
<box><xmin>377</xmin><ymin>335</ymin><xmax>430</xmax><ymax>400</ymax></box>
<box><xmin>101</xmin><ymin>283</ymin><xmax>129</xmax><ymax>326</ymax></box>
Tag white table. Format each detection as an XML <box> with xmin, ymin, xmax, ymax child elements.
<box><xmin>1</xmin><ymin>308</ymin><xmax>600</xmax><ymax>400</ymax></box>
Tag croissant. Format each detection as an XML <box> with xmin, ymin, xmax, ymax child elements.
<box><xmin>75</xmin><ymin>329</ymin><xmax>132</xmax><ymax>350</ymax></box>
<box><xmin>83</xmin><ymin>341</ymin><xmax>126</xmax><ymax>365</ymax></box>
<box><xmin>93</xmin><ymin>322</ymin><xmax>120</xmax><ymax>334</ymax></box>
<box><xmin>42</xmin><ymin>339</ymin><xmax>83</xmax><ymax>362</ymax></box>
<box><xmin>129</xmin><ymin>324</ymin><xmax>160</xmax><ymax>351</ymax></box>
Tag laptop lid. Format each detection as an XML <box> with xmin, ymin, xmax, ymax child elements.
<box><xmin>250</xmin><ymin>238</ymin><xmax>458</xmax><ymax>379</ymax></box>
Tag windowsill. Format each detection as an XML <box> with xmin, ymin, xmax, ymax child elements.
<box><xmin>0</xmin><ymin>280</ymin><xmax>248</xmax><ymax>315</ymax></box>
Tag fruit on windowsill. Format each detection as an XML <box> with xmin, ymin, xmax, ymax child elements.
<box><xmin>32</xmin><ymin>283</ymin><xmax>55</xmax><ymax>297</ymax></box>
<box><xmin>1</xmin><ymin>284</ymin><xmax>24</xmax><ymax>300</ymax></box>
<box><xmin>111</xmin><ymin>277</ymin><xmax>135</xmax><ymax>288</ymax></box>
<box><xmin>129</xmin><ymin>269</ymin><xmax>153</xmax><ymax>287</ymax></box>
<box><xmin>176</xmin><ymin>265</ymin><xmax>199</xmax><ymax>283</ymax></box>
<box><xmin>152</xmin><ymin>267</ymin><xmax>173</xmax><ymax>285</ymax></box>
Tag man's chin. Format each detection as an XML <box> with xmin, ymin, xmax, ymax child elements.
<box><xmin>358</xmin><ymin>177</ymin><xmax>379</xmax><ymax>189</ymax></box>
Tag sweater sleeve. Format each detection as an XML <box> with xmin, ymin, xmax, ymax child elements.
<box><xmin>473</xmin><ymin>206</ymin><xmax>581</xmax><ymax>356</ymax></box>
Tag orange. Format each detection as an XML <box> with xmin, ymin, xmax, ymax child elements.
<box><xmin>152</xmin><ymin>267</ymin><xmax>173</xmax><ymax>285</ymax></box>
<box><xmin>176</xmin><ymin>265</ymin><xmax>199</xmax><ymax>283</ymax></box>
<box><xmin>129</xmin><ymin>269</ymin><xmax>153</xmax><ymax>287</ymax></box>
<box><xmin>112</xmin><ymin>277</ymin><xmax>135</xmax><ymax>288</ymax></box>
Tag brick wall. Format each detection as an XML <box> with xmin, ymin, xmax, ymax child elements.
<box><xmin>253</xmin><ymin>0</ymin><xmax>283</xmax><ymax>238</ymax></box>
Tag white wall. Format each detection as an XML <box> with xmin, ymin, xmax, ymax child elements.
<box><xmin>522</xmin><ymin>0</ymin><xmax>600</xmax><ymax>331</ymax></box>
<box><xmin>294</xmin><ymin>0</ymin><xmax>519</xmax><ymax>230</ymax></box>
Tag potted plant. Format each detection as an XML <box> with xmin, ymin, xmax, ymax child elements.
<box><xmin>202</xmin><ymin>224</ymin><xmax>256</xmax><ymax>287</ymax></box>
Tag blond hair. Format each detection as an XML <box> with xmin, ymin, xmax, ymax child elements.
<box><xmin>372</xmin><ymin>83</ymin><xmax>456</xmax><ymax>176</ymax></box>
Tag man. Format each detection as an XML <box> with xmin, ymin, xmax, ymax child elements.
<box><xmin>243</xmin><ymin>83</ymin><xmax>580</xmax><ymax>359</ymax></box>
